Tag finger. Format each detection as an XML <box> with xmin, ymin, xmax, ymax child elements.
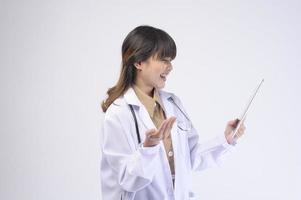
<box><xmin>237</xmin><ymin>128</ymin><xmax>245</xmax><ymax>137</ymax></box>
<box><xmin>166</xmin><ymin>117</ymin><xmax>176</xmax><ymax>129</ymax></box>
<box><xmin>148</xmin><ymin>135</ymin><xmax>162</xmax><ymax>141</ymax></box>
<box><xmin>241</xmin><ymin>123</ymin><xmax>246</xmax><ymax>130</ymax></box>
<box><xmin>148</xmin><ymin>128</ymin><xmax>163</xmax><ymax>140</ymax></box>
<box><xmin>237</xmin><ymin>122</ymin><xmax>246</xmax><ymax>133</ymax></box>
<box><xmin>240</xmin><ymin>126</ymin><xmax>246</xmax><ymax>134</ymax></box>
<box><xmin>170</xmin><ymin>117</ymin><xmax>177</xmax><ymax>126</ymax></box>
<box><xmin>226</xmin><ymin>121</ymin><xmax>236</xmax><ymax>133</ymax></box>
<box><xmin>232</xmin><ymin>118</ymin><xmax>240</xmax><ymax>128</ymax></box>
<box><xmin>240</xmin><ymin>129</ymin><xmax>245</xmax><ymax>136</ymax></box>
<box><xmin>238</xmin><ymin>127</ymin><xmax>244</xmax><ymax>133</ymax></box>
<box><xmin>228</xmin><ymin>118</ymin><xmax>238</xmax><ymax>126</ymax></box>
<box><xmin>145</xmin><ymin>130</ymin><xmax>161</xmax><ymax>143</ymax></box>
<box><xmin>238</xmin><ymin>118</ymin><xmax>246</xmax><ymax>128</ymax></box>
<box><xmin>163</xmin><ymin>117</ymin><xmax>176</xmax><ymax>139</ymax></box>
<box><xmin>231</xmin><ymin>124</ymin><xmax>241</xmax><ymax>138</ymax></box>
<box><xmin>160</xmin><ymin>119</ymin><xmax>171</xmax><ymax>137</ymax></box>
<box><xmin>157</xmin><ymin>120</ymin><xmax>169</xmax><ymax>138</ymax></box>
<box><xmin>157</xmin><ymin>120</ymin><xmax>168</xmax><ymax>134</ymax></box>
<box><xmin>169</xmin><ymin>118</ymin><xmax>177</xmax><ymax>132</ymax></box>
<box><xmin>145</xmin><ymin>128</ymin><xmax>157</xmax><ymax>136</ymax></box>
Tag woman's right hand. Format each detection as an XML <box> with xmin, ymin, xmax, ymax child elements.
<box><xmin>143</xmin><ymin>117</ymin><xmax>177</xmax><ymax>147</ymax></box>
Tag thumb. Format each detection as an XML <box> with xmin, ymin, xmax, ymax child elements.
<box><xmin>228</xmin><ymin>118</ymin><xmax>239</xmax><ymax>127</ymax></box>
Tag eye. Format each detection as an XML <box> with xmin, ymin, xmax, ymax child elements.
<box><xmin>161</xmin><ymin>58</ymin><xmax>171</xmax><ymax>64</ymax></box>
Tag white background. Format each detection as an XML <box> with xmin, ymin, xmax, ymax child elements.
<box><xmin>1</xmin><ymin>0</ymin><xmax>300</xmax><ymax>199</ymax></box>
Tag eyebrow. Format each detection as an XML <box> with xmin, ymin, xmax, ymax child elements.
<box><xmin>162</xmin><ymin>57</ymin><xmax>172</xmax><ymax>61</ymax></box>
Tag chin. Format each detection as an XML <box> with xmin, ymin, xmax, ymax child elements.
<box><xmin>156</xmin><ymin>83</ymin><xmax>165</xmax><ymax>90</ymax></box>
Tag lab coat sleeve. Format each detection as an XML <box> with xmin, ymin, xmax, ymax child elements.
<box><xmin>170</xmin><ymin>94</ymin><xmax>234</xmax><ymax>171</ymax></box>
<box><xmin>187</xmin><ymin>128</ymin><xmax>234</xmax><ymax>171</ymax></box>
<box><xmin>101</xmin><ymin>112</ymin><xmax>161</xmax><ymax>192</ymax></box>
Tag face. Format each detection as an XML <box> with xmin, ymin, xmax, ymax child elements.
<box><xmin>134</xmin><ymin>55</ymin><xmax>173</xmax><ymax>92</ymax></box>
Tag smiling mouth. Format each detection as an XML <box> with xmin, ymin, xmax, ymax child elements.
<box><xmin>160</xmin><ymin>74</ymin><xmax>167</xmax><ymax>81</ymax></box>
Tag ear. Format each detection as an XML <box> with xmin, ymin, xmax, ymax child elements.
<box><xmin>134</xmin><ymin>61</ymin><xmax>142</xmax><ymax>71</ymax></box>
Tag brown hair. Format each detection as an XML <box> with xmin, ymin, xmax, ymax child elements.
<box><xmin>101</xmin><ymin>25</ymin><xmax>177</xmax><ymax>112</ymax></box>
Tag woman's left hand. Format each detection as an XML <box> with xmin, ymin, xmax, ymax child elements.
<box><xmin>224</xmin><ymin>118</ymin><xmax>246</xmax><ymax>145</ymax></box>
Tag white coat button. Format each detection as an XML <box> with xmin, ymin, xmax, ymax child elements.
<box><xmin>168</xmin><ymin>151</ymin><xmax>174</xmax><ymax>157</ymax></box>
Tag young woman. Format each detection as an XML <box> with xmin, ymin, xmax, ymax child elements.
<box><xmin>100</xmin><ymin>25</ymin><xmax>245</xmax><ymax>200</ymax></box>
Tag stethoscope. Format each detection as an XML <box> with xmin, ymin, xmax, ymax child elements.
<box><xmin>167</xmin><ymin>97</ymin><xmax>192</xmax><ymax>132</ymax></box>
<box><xmin>129</xmin><ymin>96</ymin><xmax>192</xmax><ymax>145</ymax></box>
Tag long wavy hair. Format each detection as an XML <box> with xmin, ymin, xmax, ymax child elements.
<box><xmin>101</xmin><ymin>25</ymin><xmax>177</xmax><ymax>112</ymax></box>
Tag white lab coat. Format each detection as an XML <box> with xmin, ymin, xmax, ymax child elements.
<box><xmin>100</xmin><ymin>87</ymin><xmax>233</xmax><ymax>200</ymax></box>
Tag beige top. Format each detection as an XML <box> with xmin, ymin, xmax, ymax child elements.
<box><xmin>133</xmin><ymin>85</ymin><xmax>175</xmax><ymax>185</ymax></box>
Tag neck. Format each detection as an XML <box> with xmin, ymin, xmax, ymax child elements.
<box><xmin>134</xmin><ymin>79</ymin><xmax>154</xmax><ymax>97</ymax></box>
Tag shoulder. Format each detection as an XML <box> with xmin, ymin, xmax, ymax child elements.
<box><xmin>159</xmin><ymin>89</ymin><xmax>173</xmax><ymax>97</ymax></box>
<box><xmin>159</xmin><ymin>89</ymin><xmax>178</xmax><ymax>100</ymax></box>
<box><xmin>159</xmin><ymin>89</ymin><xmax>190</xmax><ymax>117</ymax></box>
<box><xmin>159</xmin><ymin>89</ymin><xmax>182</xmax><ymax>104</ymax></box>
<box><xmin>104</xmin><ymin>96</ymin><xmax>129</xmax><ymax>120</ymax></box>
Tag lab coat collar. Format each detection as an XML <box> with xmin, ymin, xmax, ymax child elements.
<box><xmin>123</xmin><ymin>87</ymin><xmax>142</xmax><ymax>107</ymax></box>
<box><xmin>123</xmin><ymin>87</ymin><xmax>173</xmax><ymax>108</ymax></box>
<box><xmin>123</xmin><ymin>87</ymin><xmax>174</xmax><ymax>130</ymax></box>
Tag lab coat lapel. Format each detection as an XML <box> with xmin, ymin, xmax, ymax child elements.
<box><xmin>123</xmin><ymin>87</ymin><xmax>156</xmax><ymax>131</ymax></box>
<box><xmin>138</xmin><ymin>106</ymin><xmax>156</xmax><ymax>130</ymax></box>
<box><xmin>159</xmin><ymin>90</ymin><xmax>178</xmax><ymax>144</ymax></box>
<box><xmin>160</xmin><ymin>91</ymin><xmax>174</xmax><ymax>118</ymax></box>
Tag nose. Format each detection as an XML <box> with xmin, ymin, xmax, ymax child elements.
<box><xmin>166</xmin><ymin>62</ymin><xmax>173</xmax><ymax>72</ymax></box>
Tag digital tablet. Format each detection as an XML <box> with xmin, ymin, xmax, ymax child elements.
<box><xmin>232</xmin><ymin>78</ymin><xmax>264</xmax><ymax>139</ymax></box>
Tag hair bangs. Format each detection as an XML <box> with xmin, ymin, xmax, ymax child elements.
<box><xmin>151</xmin><ymin>29</ymin><xmax>177</xmax><ymax>60</ymax></box>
